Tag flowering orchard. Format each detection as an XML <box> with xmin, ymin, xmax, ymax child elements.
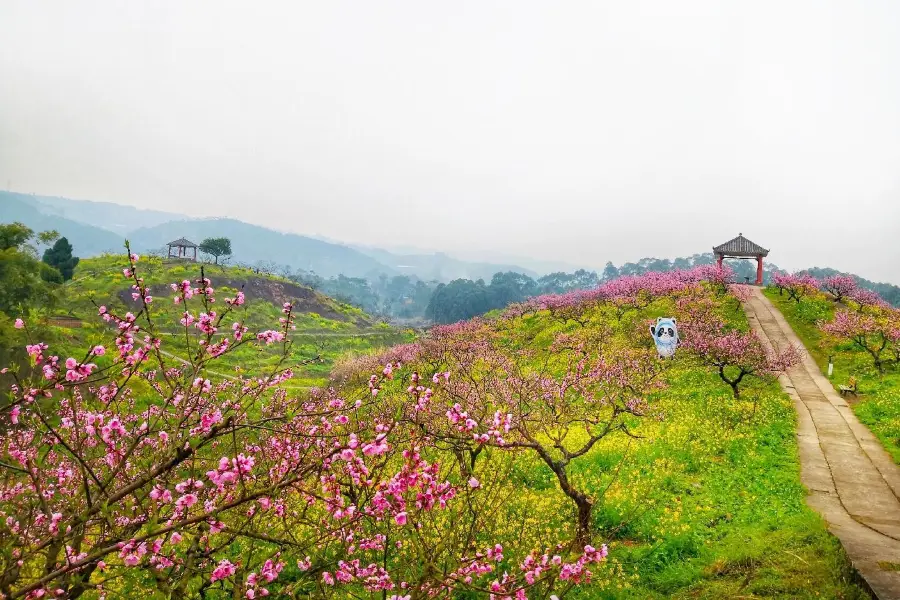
<box><xmin>768</xmin><ymin>270</ymin><xmax>900</xmax><ymax>374</ymax></box>
<box><xmin>767</xmin><ymin>271</ymin><xmax>899</xmax><ymax>374</ymax></box>
<box><xmin>771</xmin><ymin>273</ymin><xmax>820</xmax><ymax>304</ymax></box>
<box><xmin>820</xmin><ymin>306</ymin><xmax>900</xmax><ymax>374</ymax></box>
<box><xmin>0</xmin><ymin>257</ymin><xmax>807</xmax><ymax>599</ymax></box>
<box><xmin>675</xmin><ymin>289</ymin><xmax>802</xmax><ymax>399</ymax></box>
<box><xmin>773</xmin><ymin>271</ymin><xmax>891</xmax><ymax>311</ymax></box>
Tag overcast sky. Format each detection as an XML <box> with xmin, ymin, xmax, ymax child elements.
<box><xmin>1</xmin><ymin>1</ymin><xmax>899</xmax><ymax>282</ymax></box>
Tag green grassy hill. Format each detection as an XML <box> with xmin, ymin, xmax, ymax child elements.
<box><xmin>3</xmin><ymin>257</ymin><xmax>870</xmax><ymax>598</ymax></box>
<box><xmin>330</xmin><ymin>281</ymin><xmax>867</xmax><ymax>598</ymax></box>
<box><xmin>51</xmin><ymin>254</ymin><xmax>413</xmax><ymax>387</ymax></box>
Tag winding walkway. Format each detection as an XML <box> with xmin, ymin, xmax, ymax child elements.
<box><xmin>744</xmin><ymin>288</ymin><xmax>900</xmax><ymax>598</ymax></box>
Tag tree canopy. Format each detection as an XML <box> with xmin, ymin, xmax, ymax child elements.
<box><xmin>0</xmin><ymin>222</ymin><xmax>61</xmax><ymax>360</ymax></box>
<box><xmin>42</xmin><ymin>236</ymin><xmax>79</xmax><ymax>281</ymax></box>
<box><xmin>199</xmin><ymin>237</ymin><xmax>232</xmax><ymax>264</ymax></box>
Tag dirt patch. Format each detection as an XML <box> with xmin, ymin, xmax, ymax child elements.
<box><xmin>47</xmin><ymin>316</ymin><xmax>83</xmax><ymax>328</ymax></box>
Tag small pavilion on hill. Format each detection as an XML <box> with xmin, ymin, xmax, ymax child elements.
<box><xmin>713</xmin><ymin>233</ymin><xmax>769</xmax><ymax>285</ymax></box>
<box><xmin>167</xmin><ymin>237</ymin><xmax>198</xmax><ymax>261</ymax></box>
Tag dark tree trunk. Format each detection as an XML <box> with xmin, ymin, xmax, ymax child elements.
<box><xmin>544</xmin><ymin>456</ymin><xmax>593</xmax><ymax>546</ymax></box>
<box><xmin>718</xmin><ymin>366</ymin><xmax>745</xmax><ymax>398</ymax></box>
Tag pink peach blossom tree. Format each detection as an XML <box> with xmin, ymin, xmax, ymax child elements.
<box><xmin>0</xmin><ymin>251</ymin><xmax>614</xmax><ymax>600</ymax></box>
<box><xmin>820</xmin><ymin>307</ymin><xmax>900</xmax><ymax>373</ymax></box>
<box><xmin>820</xmin><ymin>275</ymin><xmax>857</xmax><ymax>303</ymax></box>
<box><xmin>679</xmin><ymin>298</ymin><xmax>802</xmax><ymax>398</ymax></box>
<box><xmin>772</xmin><ymin>273</ymin><xmax>820</xmax><ymax>304</ymax></box>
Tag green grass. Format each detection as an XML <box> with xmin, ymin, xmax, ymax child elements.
<box><xmin>765</xmin><ymin>287</ymin><xmax>900</xmax><ymax>465</ymax></box>
<box><xmin>451</xmin><ymin>292</ymin><xmax>868</xmax><ymax>598</ymax></box>
<box><xmin>36</xmin><ymin>260</ymin><xmax>869</xmax><ymax>597</ymax></box>
<box><xmin>47</xmin><ymin>255</ymin><xmax>413</xmax><ymax>387</ymax></box>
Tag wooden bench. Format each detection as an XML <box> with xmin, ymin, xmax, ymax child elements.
<box><xmin>839</xmin><ymin>383</ymin><xmax>858</xmax><ymax>397</ymax></box>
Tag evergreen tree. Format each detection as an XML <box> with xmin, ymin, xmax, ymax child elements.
<box><xmin>41</xmin><ymin>236</ymin><xmax>79</xmax><ymax>281</ymax></box>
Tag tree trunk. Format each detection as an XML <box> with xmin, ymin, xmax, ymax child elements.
<box><xmin>718</xmin><ymin>366</ymin><xmax>743</xmax><ymax>398</ymax></box>
<box><xmin>550</xmin><ymin>461</ymin><xmax>593</xmax><ymax>546</ymax></box>
<box><xmin>574</xmin><ymin>494</ymin><xmax>594</xmax><ymax>548</ymax></box>
<box><xmin>530</xmin><ymin>444</ymin><xmax>595</xmax><ymax>547</ymax></box>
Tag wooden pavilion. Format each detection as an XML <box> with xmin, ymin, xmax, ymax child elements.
<box><xmin>713</xmin><ymin>233</ymin><xmax>769</xmax><ymax>285</ymax></box>
<box><xmin>167</xmin><ymin>237</ymin><xmax>198</xmax><ymax>261</ymax></box>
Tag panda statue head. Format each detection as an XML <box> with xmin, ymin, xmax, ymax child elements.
<box><xmin>650</xmin><ymin>317</ymin><xmax>679</xmax><ymax>358</ymax></box>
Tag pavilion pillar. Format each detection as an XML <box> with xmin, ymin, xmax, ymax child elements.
<box><xmin>756</xmin><ymin>255</ymin><xmax>763</xmax><ymax>285</ymax></box>
<box><xmin>716</xmin><ymin>254</ymin><xmax>723</xmax><ymax>268</ymax></box>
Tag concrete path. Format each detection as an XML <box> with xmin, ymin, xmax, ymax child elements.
<box><xmin>744</xmin><ymin>287</ymin><xmax>900</xmax><ymax>598</ymax></box>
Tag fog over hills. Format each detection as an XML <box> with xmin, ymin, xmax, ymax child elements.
<box><xmin>3</xmin><ymin>191</ymin><xmax>899</xmax><ymax>304</ymax></box>
<box><xmin>1</xmin><ymin>192</ymin><xmax>544</xmax><ymax>280</ymax></box>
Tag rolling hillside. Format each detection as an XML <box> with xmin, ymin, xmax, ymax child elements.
<box><xmin>352</xmin><ymin>245</ymin><xmax>539</xmax><ymax>281</ymax></box>
<box><xmin>54</xmin><ymin>255</ymin><xmax>412</xmax><ymax>386</ymax></box>
<box><xmin>4</xmin><ymin>192</ymin><xmax>184</xmax><ymax>235</ymax></box>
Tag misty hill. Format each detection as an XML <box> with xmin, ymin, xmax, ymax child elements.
<box><xmin>127</xmin><ymin>218</ymin><xmax>395</xmax><ymax>279</ymax></box>
<box><xmin>5</xmin><ymin>191</ymin><xmax>184</xmax><ymax>235</ymax></box>
<box><xmin>352</xmin><ymin>246</ymin><xmax>538</xmax><ymax>282</ymax></box>
<box><xmin>2</xmin><ymin>192</ymin><xmax>537</xmax><ymax>282</ymax></box>
<box><xmin>0</xmin><ymin>192</ymin><xmax>126</xmax><ymax>255</ymax></box>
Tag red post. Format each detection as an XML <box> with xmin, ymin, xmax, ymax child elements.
<box><xmin>716</xmin><ymin>254</ymin><xmax>723</xmax><ymax>268</ymax></box>
<box><xmin>756</xmin><ymin>256</ymin><xmax>763</xmax><ymax>285</ymax></box>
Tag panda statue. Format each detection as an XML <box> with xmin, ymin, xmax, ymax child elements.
<box><xmin>650</xmin><ymin>317</ymin><xmax>679</xmax><ymax>358</ymax></box>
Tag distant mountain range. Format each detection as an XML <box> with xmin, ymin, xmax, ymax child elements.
<box><xmin>2</xmin><ymin>193</ymin><xmax>126</xmax><ymax>256</ymax></box>
<box><xmin>350</xmin><ymin>245</ymin><xmax>540</xmax><ymax>282</ymax></box>
<box><xmin>0</xmin><ymin>192</ymin><xmax>543</xmax><ymax>280</ymax></box>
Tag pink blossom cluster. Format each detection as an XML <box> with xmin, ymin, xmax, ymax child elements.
<box><xmin>0</xmin><ymin>248</ymin><xmax>641</xmax><ymax>599</ymax></box>
<box><xmin>727</xmin><ymin>284</ymin><xmax>753</xmax><ymax>303</ymax></box>
<box><xmin>848</xmin><ymin>287</ymin><xmax>891</xmax><ymax>308</ymax></box>
<box><xmin>244</xmin><ymin>558</ymin><xmax>284</xmax><ymax>598</ymax></box>
<box><xmin>820</xmin><ymin>307</ymin><xmax>900</xmax><ymax>372</ymax></box>
<box><xmin>820</xmin><ymin>275</ymin><xmax>857</xmax><ymax>302</ymax></box>
<box><xmin>772</xmin><ymin>272</ymin><xmax>819</xmax><ymax>302</ymax></box>
<box><xmin>507</xmin><ymin>264</ymin><xmax>734</xmax><ymax>318</ymax></box>
<box><xmin>680</xmin><ymin>310</ymin><xmax>802</xmax><ymax>397</ymax></box>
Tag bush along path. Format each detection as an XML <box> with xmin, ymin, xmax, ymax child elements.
<box><xmin>744</xmin><ymin>286</ymin><xmax>900</xmax><ymax>598</ymax></box>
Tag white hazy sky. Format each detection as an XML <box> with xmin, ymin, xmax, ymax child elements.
<box><xmin>1</xmin><ymin>1</ymin><xmax>899</xmax><ymax>282</ymax></box>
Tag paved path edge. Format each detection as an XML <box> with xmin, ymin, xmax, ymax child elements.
<box><xmin>743</xmin><ymin>287</ymin><xmax>900</xmax><ymax>600</ymax></box>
